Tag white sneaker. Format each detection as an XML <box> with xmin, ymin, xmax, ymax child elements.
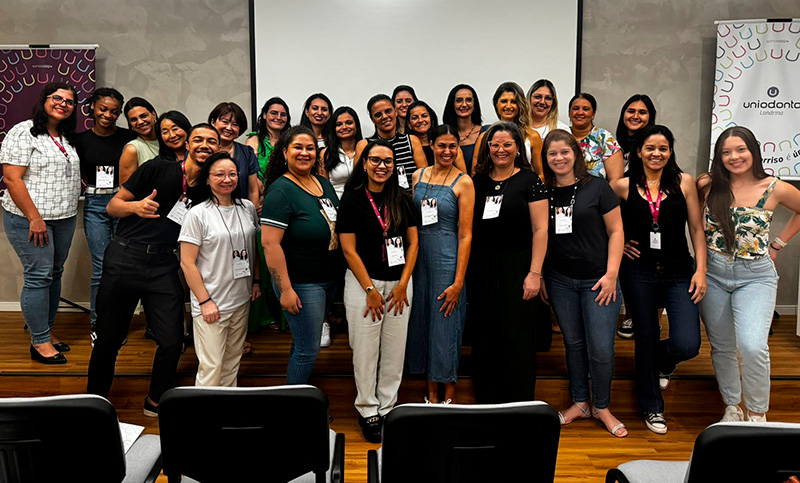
<box><xmin>720</xmin><ymin>405</ymin><xmax>744</xmax><ymax>422</ymax></box>
<box><xmin>320</xmin><ymin>322</ymin><xmax>331</xmax><ymax>348</ymax></box>
<box><xmin>659</xmin><ymin>372</ymin><xmax>671</xmax><ymax>390</ymax></box>
<box><xmin>617</xmin><ymin>319</ymin><xmax>634</xmax><ymax>339</ymax></box>
<box><xmin>747</xmin><ymin>411</ymin><xmax>767</xmax><ymax>423</ymax></box>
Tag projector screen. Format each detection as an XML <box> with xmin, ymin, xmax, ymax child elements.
<box><xmin>251</xmin><ymin>0</ymin><xmax>581</xmax><ymax>135</ymax></box>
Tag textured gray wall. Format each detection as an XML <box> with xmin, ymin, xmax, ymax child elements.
<box><xmin>1</xmin><ymin>0</ymin><xmax>799</xmax><ymax>306</ymax></box>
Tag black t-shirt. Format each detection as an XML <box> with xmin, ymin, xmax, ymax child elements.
<box><xmin>74</xmin><ymin>128</ymin><xmax>135</xmax><ymax>187</ymax></box>
<box><xmin>545</xmin><ymin>176</ymin><xmax>619</xmax><ymax>279</ymax></box>
<box><xmin>472</xmin><ymin>169</ymin><xmax>548</xmax><ymax>253</ymax></box>
<box><xmin>336</xmin><ymin>188</ymin><xmax>419</xmax><ymax>281</ymax></box>
<box><xmin>116</xmin><ymin>158</ymin><xmax>205</xmax><ymax>246</ymax></box>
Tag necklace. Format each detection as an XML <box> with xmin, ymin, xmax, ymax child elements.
<box><xmin>459</xmin><ymin>125</ymin><xmax>479</xmax><ymax>142</ymax></box>
<box><xmin>287</xmin><ymin>171</ymin><xmax>322</xmax><ymax>196</ymax></box>
<box><xmin>490</xmin><ymin>167</ymin><xmax>518</xmax><ymax>190</ymax></box>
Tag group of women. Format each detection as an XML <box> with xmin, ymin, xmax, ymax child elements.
<box><xmin>2</xmin><ymin>80</ymin><xmax>798</xmax><ymax>443</ymax></box>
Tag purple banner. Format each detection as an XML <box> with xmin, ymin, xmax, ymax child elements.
<box><xmin>0</xmin><ymin>47</ymin><xmax>96</xmax><ymax>197</ymax></box>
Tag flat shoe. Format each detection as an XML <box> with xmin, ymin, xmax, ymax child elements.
<box><xmin>52</xmin><ymin>342</ymin><xmax>71</xmax><ymax>352</ymax></box>
<box><xmin>593</xmin><ymin>407</ymin><xmax>628</xmax><ymax>438</ymax></box>
<box><xmin>558</xmin><ymin>402</ymin><xmax>591</xmax><ymax>425</ymax></box>
<box><xmin>29</xmin><ymin>345</ymin><xmax>66</xmax><ymax>365</ymax></box>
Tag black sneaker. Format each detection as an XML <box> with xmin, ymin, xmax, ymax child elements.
<box><xmin>358</xmin><ymin>415</ymin><xmax>382</xmax><ymax>443</ymax></box>
<box><xmin>143</xmin><ymin>397</ymin><xmax>158</xmax><ymax>418</ymax></box>
<box><xmin>617</xmin><ymin>318</ymin><xmax>634</xmax><ymax>339</ymax></box>
<box><xmin>645</xmin><ymin>412</ymin><xmax>667</xmax><ymax>434</ymax></box>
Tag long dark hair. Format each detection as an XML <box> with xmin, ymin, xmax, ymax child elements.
<box><xmin>254</xmin><ymin>97</ymin><xmax>291</xmax><ymax>149</ymax></box>
<box><xmin>443</xmin><ymin>84</ymin><xmax>482</xmax><ymax>129</ymax></box>
<box><xmin>156</xmin><ymin>110</ymin><xmax>192</xmax><ymax>160</ymax></box>
<box><xmin>344</xmin><ymin>139</ymin><xmax>410</xmax><ymax>231</ymax></box>
<box><xmin>392</xmin><ymin>85</ymin><xmax>417</xmax><ymax>107</ymax></box>
<box><xmin>627</xmin><ymin>125</ymin><xmax>682</xmax><ymax>196</ymax></box>
<box><xmin>615</xmin><ymin>94</ymin><xmax>657</xmax><ymax>154</ymax></box>
<box><xmin>541</xmin><ymin>129</ymin><xmax>591</xmax><ymax>188</ymax></box>
<box><xmin>196</xmin><ymin>152</ymin><xmax>243</xmax><ymax>206</ymax></box>
<box><xmin>30</xmin><ymin>82</ymin><xmax>79</xmax><ymax>143</ymax></box>
<box><xmin>264</xmin><ymin>125</ymin><xmax>318</xmax><ymax>188</ymax></box>
<box><xmin>404</xmin><ymin>100</ymin><xmax>439</xmax><ymax>139</ymax></box>
<box><xmin>323</xmin><ymin>106</ymin><xmax>363</xmax><ymax>174</ymax></box>
<box><xmin>366</xmin><ymin>93</ymin><xmax>395</xmax><ymax>138</ymax></box>
<box><xmin>473</xmin><ymin>122</ymin><xmax>532</xmax><ymax>177</ymax></box>
<box><xmin>299</xmin><ymin>93</ymin><xmax>333</xmax><ymax>133</ymax></box>
<box><xmin>705</xmin><ymin>126</ymin><xmax>768</xmax><ymax>250</ymax></box>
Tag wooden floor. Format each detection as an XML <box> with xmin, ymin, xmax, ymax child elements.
<box><xmin>2</xmin><ymin>310</ymin><xmax>800</xmax><ymax>482</ymax></box>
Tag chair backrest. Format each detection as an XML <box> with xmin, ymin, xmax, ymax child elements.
<box><xmin>158</xmin><ymin>385</ymin><xmax>331</xmax><ymax>482</ymax></box>
<box><xmin>0</xmin><ymin>394</ymin><xmax>126</xmax><ymax>483</ymax></box>
<box><xmin>379</xmin><ymin>401</ymin><xmax>560</xmax><ymax>483</ymax></box>
<box><xmin>686</xmin><ymin>422</ymin><xmax>800</xmax><ymax>482</ymax></box>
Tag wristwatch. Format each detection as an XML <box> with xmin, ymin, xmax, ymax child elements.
<box><xmin>365</xmin><ymin>286</ymin><xmax>375</xmax><ymax>293</ymax></box>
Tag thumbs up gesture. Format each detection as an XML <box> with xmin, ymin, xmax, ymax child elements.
<box><xmin>136</xmin><ymin>189</ymin><xmax>160</xmax><ymax>218</ymax></box>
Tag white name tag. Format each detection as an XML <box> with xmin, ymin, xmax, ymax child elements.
<box><xmin>233</xmin><ymin>257</ymin><xmax>251</xmax><ymax>279</ymax></box>
<box><xmin>386</xmin><ymin>237</ymin><xmax>406</xmax><ymax>267</ymax></box>
<box><xmin>650</xmin><ymin>231</ymin><xmax>661</xmax><ymax>250</ymax></box>
<box><xmin>555</xmin><ymin>207</ymin><xmax>573</xmax><ymax>234</ymax></box>
<box><xmin>96</xmin><ymin>166</ymin><xmax>114</xmax><ymax>188</ymax></box>
<box><xmin>397</xmin><ymin>166</ymin><xmax>409</xmax><ymax>189</ymax></box>
<box><xmin>319</xmin><ymin>198</ymin><xmax>337</xmax><ymax>221</ymax></box>
<box><xmin>167</xmin><ymin>197</ymin><xmax>190</xmax><ymax>225</ymax></box>
<box><xmin>421</xmin><ymin>198</ymin><xmax>438</xmax><ymax>225</ymax></box>
<box><xmin>483</xmin><ymin>194</ymin><xmax>503</xmax><ymax>220</ymax></box>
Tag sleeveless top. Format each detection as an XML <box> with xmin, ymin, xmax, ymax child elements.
<box><xmin>367</xmin><ymin>132</ymin><xmax>416</xmax><ymax>189</ymax></box>
<box><xmin>621</xmin><ymin>179</ymin><xmax>694</xmax><ymax>275</ymax></box>
<box><xmin>328</xmin><ymin>148</ymin><xmax>354</xmax><ymax>199</ymax></box>
<box><xmin>413</xmin><ymin>168</ymin><xmax>464</xmax><ymax>237</ymax></box>
<box><xmin>705</xmin><ymin>178</ymin><xmax>776</xmax><ymax>260</ymax></box>
<box><xmin>126</xmin><ymin>137</ymin><xmax>159</xmax><ymax>167</ymax></box>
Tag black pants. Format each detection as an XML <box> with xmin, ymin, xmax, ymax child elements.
<box><xmin>87</xmin><ymin>238</ymin><xmax>185</xmax><ymax>403</ymax></box>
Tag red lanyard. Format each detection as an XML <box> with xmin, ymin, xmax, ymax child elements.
<box><xmin>180</xmin><ymin>161</ymin><xmax>188</xmax><ymax>198</ymax></box>
<box><xmin>645</xmin><ymin>187</ymin><xmax>662</xmax><ymax>229</ymax></box>
<box><xmin>50</xmin><ymin>135</ymin><xmax>69</xmax><ymax>161</ymax></box>
<box><xmin>365</xmin><ymin>188</ymin><xmax>388</xmax><ymax>261</ymax></box>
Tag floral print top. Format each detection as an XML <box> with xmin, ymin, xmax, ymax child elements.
<box><xmin>705</xmin><ymin>178</ymin><xmax>776</xmax><ymax>259</ymax></box>
<box><xmin>577</xmin><ymin>126</ymin><xmax>621</xmax><ymax>179</ymax></box>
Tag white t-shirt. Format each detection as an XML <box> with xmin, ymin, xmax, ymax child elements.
<box><xmin>533</xmin><ymin>120</ymin><xmax>570</xmax><ymax>140</ymax></box>
<box><xmin>328</xmin><ymin>148</ymin><xmax>354</xmax><ymax>199</ymax></box>
<box><xmin>179</xmin><ymin>199</ymin><xmax>258</xmax><ymax>317</ymax></box>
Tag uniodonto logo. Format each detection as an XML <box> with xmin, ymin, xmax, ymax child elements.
<box><xmin>767</xmin><ymin>86</ymin><xmax>780</xmax><ymax>98</ymax></box>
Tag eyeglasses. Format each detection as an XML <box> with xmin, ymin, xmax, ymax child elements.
<box><xmin>211</xmin><ymin>173</ymin><xmax>239</xmax><ymax>180</ymax></box>
<box><xmin>267</xmin><ymin>110</ymin><xmax>287</xmax><ymax>118</ymax></box>
<box><xmin>488</xmin><ymin>142</ymin><xmax>516</xmax><ymax>151</ymax></box>
<box><xmin>532</xmin><ymin>94</ymin><xmax>554</xmax><ymax>103</ymax></box>
<box><xmin>366</xmin><ymin>156</ymin><xmax>394</xmax><ymax>167</ymax></box>
<box><xmin>48</xmin><ymin>95</ymin><xmax>75</xmax><ymax>108</ymax></box>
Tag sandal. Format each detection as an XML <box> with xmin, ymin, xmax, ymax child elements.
<box><xmin>558</xmin><ymin>402</ymin><xmax>590</xmax><ymax>425</ymax></box>
<box><xmin>242</xmin><ymin>341</ymin><xmax>253</xmax><ymax>357</ymax></box>
<box><xmin>592</xmin><ymin>407</ymin><xmax>628</xmax><ymax>438</ymax></box>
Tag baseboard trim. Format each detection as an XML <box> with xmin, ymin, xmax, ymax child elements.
<box><xmin>0</xmin><ymin>301</ymin><xmax>193</xmax><ymax>311</ymax></box>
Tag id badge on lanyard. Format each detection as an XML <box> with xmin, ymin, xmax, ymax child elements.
<box><xmin>397</xmin><ymin>166</ymin><xmax>409</xmax><ymax>189</ymax></box>
<box><xmin>96</xmin><ymin>166</ymin><xmax>114</xmax><ymax>188</ymax></box>
<box><xmin>385</xmin><ymin>237</ymin><xmax>406</xmax><ymax>267</ymax></box>
<box><xmin>319</xmin><ymin>198</ymin><xmax>337</xmax><ymax>221</ymax></box>
<box><xmin>483</xmin><ymin>194</ymin><xmax>503</xmax><ymax>219</ymax></box>
<box><xmin>555</xmin><ymin>207</ymin><xmax>573</xmax><ymax>234</ymax></box>
<box><xmin>421</xmin><ymin>197</ymin><xmax>438</xmax><ymax>225</ymax></box>
<box><xmin>646</xmin><ymin>189</ymin><xmax>662</xmax><ymax>250</ymax></box>
<box><xmin>167</xmin><ymin>161</ymin><xmax>191</xmax><ymax>225</ymax></box>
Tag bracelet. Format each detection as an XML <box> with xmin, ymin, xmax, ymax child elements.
<box><xmin>253</xmin><ymin>278</ymin><xmax>262</xmax><ymax>284</ymax></box>
<box><xmin>529</xmin><ymin>270</ymin><xmax>542</xmax><ymax>278</ymax></box>
<box><xmin>769</xmin><ymin>243</ymin><xmax>782</xmax><ymax>251</ymax></box>
<box><xmin>365</xmin><ymin>286</ymin><xmax>375</xmax><ymax>293</ymax></box>
<box><xmin>773</xmin><ymin>237</ymin><xmax>787</xmax><ymax>248</ymax></box>
<box><xmin>199</xmin><ymin>297</ymin><xmax>212</xmax><ymax>306</ymax></box>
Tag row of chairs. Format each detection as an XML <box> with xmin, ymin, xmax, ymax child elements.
<box><xmin>0</xmin><ymin>386</ymin><xmax>798</xmax><ymax>482</ymax></box>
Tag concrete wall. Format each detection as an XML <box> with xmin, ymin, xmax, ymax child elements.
<box><xmin>1</xmin><ymin>0</ymin><xmax>799</xmax><ymax>307</ymax></box>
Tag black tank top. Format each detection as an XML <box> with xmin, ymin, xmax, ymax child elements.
<box><xmin>620</xmin><ymin>179</ymin><xmax>694</xmax><ymax>275</ymax></box>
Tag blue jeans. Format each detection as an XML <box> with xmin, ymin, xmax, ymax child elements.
<box><xmin>699</xmin><ymin>250</ymin><xmax>778</xmax><ymax>414</ymax></box>
<box><xmin>83</xmin><ymin>192</ymin><xmax>118</xmax><ymax>327</ymax></box>
<box><xmin>3</xmin><ymin>209</ymin><xmax>76</xmax><ymax>345</ymax></box>
<box><xmin>620</xmin><ymin>259</ymin><xmax>701</xmax><ymax>413</ymax></box>
<box><xmin>544</xmin><ymin>267</ymin><xmax>621</xmax><ymax>409</ymax></box>
<box><xmin>273</xmin><ymin>281</ymin><xmax>336</xmax><ymax>384</ymax></box>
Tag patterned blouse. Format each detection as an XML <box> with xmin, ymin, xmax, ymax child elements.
<box><xmin>705</xmin><ymin>178</ymin><xmax>776</xmax><ymax>260</ymax></box>
<box><xmin>577</xmin><ymin>126</ymin><xmax>621</xmax><ymax>180</ymax></box>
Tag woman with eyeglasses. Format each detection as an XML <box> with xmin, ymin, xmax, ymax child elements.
<box><xmin>336</xmin><ymin>140</ymin><xmax>419</xmax><ymax>442</ymax></box>
<box><xmin>179</xmin><ymin>152</ymin><xmax>261</xmax><ymax>386</ymax></box>
<box><xmin>119</xmin><ymin>97</ymin><xmax>159</xmax><ymax>185</ymax></box>
<box><xmin>468</xmin><ymin>122</ymin><xmax>548</xmax><ymax>403</ymax></box>
<box><xmin>392</xmin><ymin>85</ymin><xmax>417</xmax><ymax>135</ymax></box>
<box><xmin>527</xmin><ymin>79</ymin><xmax>569</xmax><ymax>140</ymax></box>
<box><xmin>569</xmin><ymin>93</ymin><xmax>623</xmax><ymax>182</ymax></box>
<box><xmin>299</xmin><ymin>93</ymin><xmax>333</xmax><ymax>149</ymax></box>
<box><xmin>442</xmin><ymin>84</ymin><xmax>484</xmax><ymax>174</ymax></box>
<box><xmin>1</xmin><ymin>82</ymin><xmax>82</xmax><ymax>364</ymax></box>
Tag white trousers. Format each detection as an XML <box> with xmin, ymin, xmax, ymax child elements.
<box><xmin>344</xmin><ymin>269</ymin><xmax>413</xmax><ymax>418</ymax></box>
<box><xmin>193</xmin><ymin>302</ymin><xmax>250</xmax><ymax>387</ymax></box>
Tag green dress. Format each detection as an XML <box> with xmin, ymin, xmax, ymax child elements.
<box><xmin>247</xmin><ymin>133</ymin><xmax>287</xmax><ymax>332</ymax></box>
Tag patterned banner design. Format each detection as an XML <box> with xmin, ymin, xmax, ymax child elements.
<box><xmin>0</xmin><ymin>47</ymin><xmax>96</xmax><ymax>196</ymax></box>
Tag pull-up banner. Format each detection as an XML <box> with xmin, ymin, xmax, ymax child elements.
<box><xmin>0</xmin><ymin>45</ymin><xmax>97</xmax><ymax>197</ymax></box>
<box><xmin>711</xmin><ymin>20</ymin><xmax>800</xmax><ymax>179</ymax></box>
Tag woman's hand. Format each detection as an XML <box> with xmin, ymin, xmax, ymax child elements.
<box><xmin>28</xmin><ymin>217</ymin><xmax>49</xmax><ymax>247</ymax></box>
<box><xmin>280</xmin><ymin>287</ymin><xmax>302</xmax><ymax>315</ymax></box>
<box><xmin>437</xmin><ymin>282</ymin><xmax>463</xmax><ymax>317</ymax></box>
<box><xmin>386</xmin><ymin>282</ymin><xmax>409</xmax><ymax>316</ymax></box>
<box><xmin>364</xmin><ymin>289</ymin><xmax>386</xmax><ymax>321</ymax></box>
<box><xmin>201</xmin><ymin>300</ymin><xmax>220</xmax><ymax>323</ymax></box>
<box><xmin>689</xmin><ymin>270</ymin><xmax>707</xmax><ymax>304</ymax></box>
<box><xmin>592</xmin><ymin>273</ymin><xmax>618</xmax><ymax>306</ymax></box>
<box><xmin>251</xmin><ymin>283</ymin><xmax>262</xmax><ymax>301</ymax></box>
<box><xmin>539</xmin><ymin>278</ymin><xmax>550</xmax><ymax>305</ymax></box>
<box><xmin>623</xmin><ymin>239</ymin><xmax>641</xmax><ymax>260</ymax></box>
<box><xmin>769</xmin><ymin>245</ymin><xmax>779</xmax><ymax>262</ymax></box>
<box><xmin>523</xmin><ymin>272</ymin><xmax>541</xmax><ymax>300</ymax></box>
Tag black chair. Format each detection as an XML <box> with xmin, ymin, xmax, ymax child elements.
<box><xmin>0</xmin><ymin>394</ymin><xmax>161</xmax><ymax>483</ymax></box>
<box><xmin>367</xmin><ymin>401</ymin><xmax>561</xmax><ymax>483</ymax></box>
<box><xmin>158</xmin><ymin>385</ymin><xmax>344</xmax><ymax>483</ymax></box>
<box><xmin>606</xmin><ymin>421</ymin><xmax>800</xmax><ymax>483</ymax></box>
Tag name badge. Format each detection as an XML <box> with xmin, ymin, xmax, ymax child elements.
<box><xmin>421</xmin><ymin>197</ymin><xmax>438</xmax><ymax>225</ymax></box>
<box><xmin>167</xmin><ymin>196</ymin><xmax>191</xmax><ymax>225</ymax></box>
<box><xmin>397</xmin><ymin>166</ymin><xmax>409</xmax><ymax>189</ymax></box>
<box><xmin>483</xmin><ymin>194</ymin><xmax>503</xmax><ymax>220</ymax></box>
<box><xmin>385</xmin><ymin>237</ymin><xmax>406</xmax><ymax>267</ymax></box>
<box><xmin>96</xmin><ymin>166</ymin><xmax>114</xmax><ymax>188</ymax></box>
<box><xmin>650</xmin><ymin>231</ymin><xmax>661</xmax><ymax>250</ymax></box>
<box><xmin>233</xmin><ymin>257</ymin><xmax>251</xmax><ymax>279</ymax></box>
<box><xmin>555</xmin><ymin>206</ymin><xmax>573</xmax><ymax>234</ymax></box>
<box><xmin>319</xmin><ymin>198</ymin><xmax>337</xmax><ymax>221</ymax></box>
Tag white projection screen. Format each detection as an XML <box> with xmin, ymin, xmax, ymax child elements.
<box><xmin>250</xmin><ymin>0</ymin><xmax>581</xmax><ymax>134</ymax></box>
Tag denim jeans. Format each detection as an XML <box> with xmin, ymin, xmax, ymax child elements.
<box><xmin>620</xmin><ymin>259</ymin><xmax>701</xmax><ymax>413</ymax></box>
<box><xmin>544</xmin><ymin>266</ymin><xmax>621</xmax><ymax>409</ymax></box>
<box><xmin>83</xmin><ymin>192</ymin><xmax>118</xmax><ymax>327</ymax></box>
<box><xmin>699</xmin><ymin>250</ymin><xmax>778</xmax><ymax>414</ymax></box>
<box><xmin>273</xmin><ymin>281</ymin><xmax>336</xmax><ymax>384</ymax></box>
<box><xmin>3</xmin><ymin>209</ymin><xmax>76</xmax><ymax>345</ymax></box>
